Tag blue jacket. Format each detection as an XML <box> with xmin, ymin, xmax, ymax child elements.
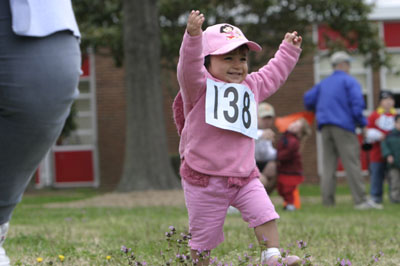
<box><xmin>304</xmin><ymin>70</ymin><xmax>367</xmax><ymax>132</ymax></box>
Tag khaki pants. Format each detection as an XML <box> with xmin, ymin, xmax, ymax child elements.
<box><xmin>321</xmin><ymin>125</ymin><xmax>366</xmax><ymax>205</ymax></box>
<box><xmin>388</xmin><ymin>168</ymin><xmax>400</xmax><ymax>203</ymax></box>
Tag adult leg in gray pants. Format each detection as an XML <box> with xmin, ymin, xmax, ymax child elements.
<box><xmin>388</xmin><ymin>168</ymin><xmax>400</xmax><ymax>203</ymax></box>
<box><xmin>321</xmin><ymin>125</ymin><xmax>367</xmax><ymax>206</ymax></box>
<box><xmin>0</xmin><ymin>26</ymin><xmax>81</xmax><ymax>227</ymax></box>
<box><xmin>0</xmin><ymin>1</ymin><xmax>81</xmax><ymax>264</ymax></box>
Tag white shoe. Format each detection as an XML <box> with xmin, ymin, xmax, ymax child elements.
<box><xmin>264</xmin><ymin>255</ymin><xmax>302</xmax><ymax>266</ymax></box>
<box><xmin>0</xmin><ymin>247</ymin><xmax>10</xmax><ymax>266</ymax></box>
<box><xmin>0</xmin><ymin>223</ymin><xmax>10</xmax><ymax>266</ymax></box>
<box><xmin>354</xmin><ymin>199</ymin><xmax>383</xmax><ymax>210</ymax></box>
<box><xmin>368</xmin><ymin>199</ymin><xmax>383</xmax><ymax>209</ymax></box>
<box><xmin>285</xmin><ymin>204</ymin><xmax>296</xmax><ymax>211</ymax></box>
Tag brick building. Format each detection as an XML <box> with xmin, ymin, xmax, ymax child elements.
<box><xmin>36</xmin><ymin>6</ymin><xmax>400</xmax><ymax>189</ymax></box>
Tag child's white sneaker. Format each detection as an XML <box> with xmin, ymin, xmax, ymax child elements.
<box><xmin>0</xmin><ymin>223</ymin><xmax>10</xmax><ymax>266</ymax></box>
<box><xmin>354</xmin><ymin>199</ymin><xmax>383</xmax><ymax>210</ymax></box>
<box><xmin>0</xmin><ymin>247</ymin><xmax>10</xmax><ymax>266</ymax></box>
<box><xmin>264</xmin><ymin>255</ymin><xmax>301</xmax><ymax>266</ymax></box>
<box><xmin>285</xmin><ymin>204</ymin><xmax>296</xmax><ymax>211</ymax></box>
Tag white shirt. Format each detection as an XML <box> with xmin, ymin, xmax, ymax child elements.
<box><xmin>10</xmin><ymin>0</ymin><xmax>80</xmax><ymax>37</ymax></box>
<box><xmin>255</xmin><ymin>129</ymin><xmax>277</xmax><ymax>162</ymax></box>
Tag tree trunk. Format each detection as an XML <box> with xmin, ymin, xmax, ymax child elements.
<box><xmin>117</xmin><ymin>0</ymin><xmax>179</xmax><ymax>191</ymax></box>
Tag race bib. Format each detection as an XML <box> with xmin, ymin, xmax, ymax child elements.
<box><xmin>205</xmin><ymin>79</ymin><xmax>258</xmax><ymax>139</ymax></box>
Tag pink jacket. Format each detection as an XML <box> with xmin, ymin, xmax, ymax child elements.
<box><xmin>175</xmin><ymin>31</ymin><xmax>301</xmax><ymax>178</ymax></box>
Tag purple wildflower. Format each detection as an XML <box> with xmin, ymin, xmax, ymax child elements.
<box><xmin>297</xmin><ymin>240</ymin><xmax>307</xmax><ymax>249</ymax></box>
<box><xmin>121</xmin><ymin>245</ymin><xmax>128</xmax><ymax>254</ymax></box>
<box><xmin>262</xmin><ymin>234</ymin><xmax>268</xmax><ymax>242</ymax></box>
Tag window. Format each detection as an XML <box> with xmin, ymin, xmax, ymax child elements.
<box><xmin>61</xmin><ymin>54</ymin><xmax>97</xmax><ymax>145</ymax></box>
<box><xmin>381</xmin><ymin>22</ymin><xmax>400</xmax><ymax>109</ymax></box>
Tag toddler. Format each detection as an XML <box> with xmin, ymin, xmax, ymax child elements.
<box><xmin>174</xmin><ymin>10</ymin><xmax>302</xmax><ymax>265</ymax></box>
<box><xmin>365</xmin><ymin>90</ymin><xmax>396</xmax><ymax>205</ymax></box>
<box><xmin>381</xmin><ymin>114</ymin><xmax>400</xmax><ymax>203</ymax></box>
<box><xmin>276</xmin><ymin>118</ymin><xmax>312</xmax><ymax>211</ymax></box>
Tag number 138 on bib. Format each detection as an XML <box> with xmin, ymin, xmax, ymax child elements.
<box><xmin>205</xmin><ymin>79</ymin><xmax>258</xmax><ymax>139</ymax></box>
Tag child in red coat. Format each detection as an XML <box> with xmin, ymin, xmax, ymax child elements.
<box><xmin>366</xmin><ymin>90</ymin><xmax>396</xmax><ymax>205</ymax></box>
<box><xmin>277</xmin><ymin>118</ymin><xmax>311</xmax><ymax>211</ymax></box>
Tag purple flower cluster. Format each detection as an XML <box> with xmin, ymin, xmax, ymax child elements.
<box><xmin>120</xmin><ymin>245</ymin><xmax>137</xmax><ymax>265</ymax></box>
<box><xmin>370</xmin><ymin>251</ymin><xmax>384</xmax><ymax>264</ymax></box>
<box><xmin>337</xmin><ymin>258</ymin><xmax>352</xmax><ymax>266</ymax></box>
<box><xmin>117</xmin><ymin>226</ymin><xmax>385</xmax><ymax>265</ymax></box>
<box><xmin>297</xmin><ymin>240</ymin><xmax>307</xmax><ymax>250</ymax></box>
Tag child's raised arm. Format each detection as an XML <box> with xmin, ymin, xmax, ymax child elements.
<box><xmin>186</xmin><ymin>10</ymin><xmax>205</xmax><ymax>36</ymax></box>
<box><xmin>247</xmin><ymin>31</ymin><xmax>302</xmax><ymax>101</ymax></box>
<box><xmin>284</xmin><ymin>31</ymin><xmax>302</xmax><ymax>48</ymax></box>
<box><xmin>177</xmin><ymin>10</ymin><xmax>207</xmax><ymax>105</ymax></box>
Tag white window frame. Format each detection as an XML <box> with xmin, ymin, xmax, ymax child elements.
<box><xmin>379</xmin><ymin>21</ymin><xmax>400</xmax><ymax>112</ymax></box>
<box><xmin>36</xmin><ymin>48</ymin><xmax>99</xmax><ymax>188</ymax></box>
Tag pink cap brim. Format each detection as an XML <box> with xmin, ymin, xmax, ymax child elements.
<box><xmin>209</xmin><ymin>40</ymin><xmax>262</xmax><ymax>55</ymax></box>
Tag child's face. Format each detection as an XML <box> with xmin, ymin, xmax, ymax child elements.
<box><xmin>380</xmin><ymin>97</ymin><xmax>395</xmax><ymax>111</ymax></box>
<box><xmin>208</xmin><ymin>48</ymin><xmax>248</xmax><ymax>84</ymax></box>
<box><xmin>287</xmin><ymin>119</ymin><xmax>302</xmax><ymax>135</ymax></box>
<box><xmin>258</xmin><ymin>116</ymin><xmax>274</xmax><ymax>129</ymax></box>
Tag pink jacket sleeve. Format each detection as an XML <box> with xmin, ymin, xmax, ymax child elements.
<box><xmin>247</xmin><ymin>41</ymin><xmax>301</xmax><ymax>102</ymax></box>
<box><xmin>177</xmin><ymin>31</ymin><xmax>207</xmax><ymax>106</ymax></box>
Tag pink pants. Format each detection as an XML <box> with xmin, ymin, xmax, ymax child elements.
<box><xmin>181</xmin><ymin>177</ymin><xmax>279</xmax><ymax>251</ymax></box>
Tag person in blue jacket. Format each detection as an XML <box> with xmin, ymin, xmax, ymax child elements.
<box><xmin>0</xmin><ymin>1</ymin><xmax>81</xmax><ymax>265</ymax></box>
<box><xmin>303</xmin><ymin>51</ymin><xmax>382</xmax><ymax>210</ymax></box>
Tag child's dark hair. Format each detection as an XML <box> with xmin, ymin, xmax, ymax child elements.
<box><xmin>204</xmin><ymin>44</ymin><xmax>249</xmax><ymax>69</ymax></box>
<box><xmin>395</xmin><ymin>114</ymin><xmax>400</xmax><ymax>122</ymax></box>
<box><xmin>204</xmin><ymin>55</ymin><xmax>211</xmax><ymax>69</ymax></box>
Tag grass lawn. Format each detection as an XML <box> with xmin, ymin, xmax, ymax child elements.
<box><xmin>4</xmin><ymin>184</ymin><xmax>400</xmax><ymax>265</ymax></box>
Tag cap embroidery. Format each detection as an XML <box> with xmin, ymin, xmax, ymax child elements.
<box><xmin>220</xmin><ymin>24</ymin><xmax>245</xmax><ymax>40</ymax></box>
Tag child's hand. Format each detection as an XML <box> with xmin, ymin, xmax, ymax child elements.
<box><xmin>284</xmin><ymin>31</ymin><xmax>302</xmax><ymax>48</ymax></box>
<box><xmin>261</xmin><ymin>128</ymin><xmax>275</xmax><ymax>141</ymax></box>
<box><xmin>387</xmin><ymin>155</ymin><xmax>394</xmax><ymax>164</ymax></box>
<box><xmin>186</xmin><ymin>10</ymin><xmax>205</xmax><ymax>36</ymax></box>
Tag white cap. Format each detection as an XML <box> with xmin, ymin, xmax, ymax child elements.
<box><xmin>330</xmin><ymin>51</ymin><xmax>352</xmax><ymax>65</ymax></box>
<box><xmin>258</xmin><ymin>103</ymin><xmax>275</xmax><ymax>118</ymax></box>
